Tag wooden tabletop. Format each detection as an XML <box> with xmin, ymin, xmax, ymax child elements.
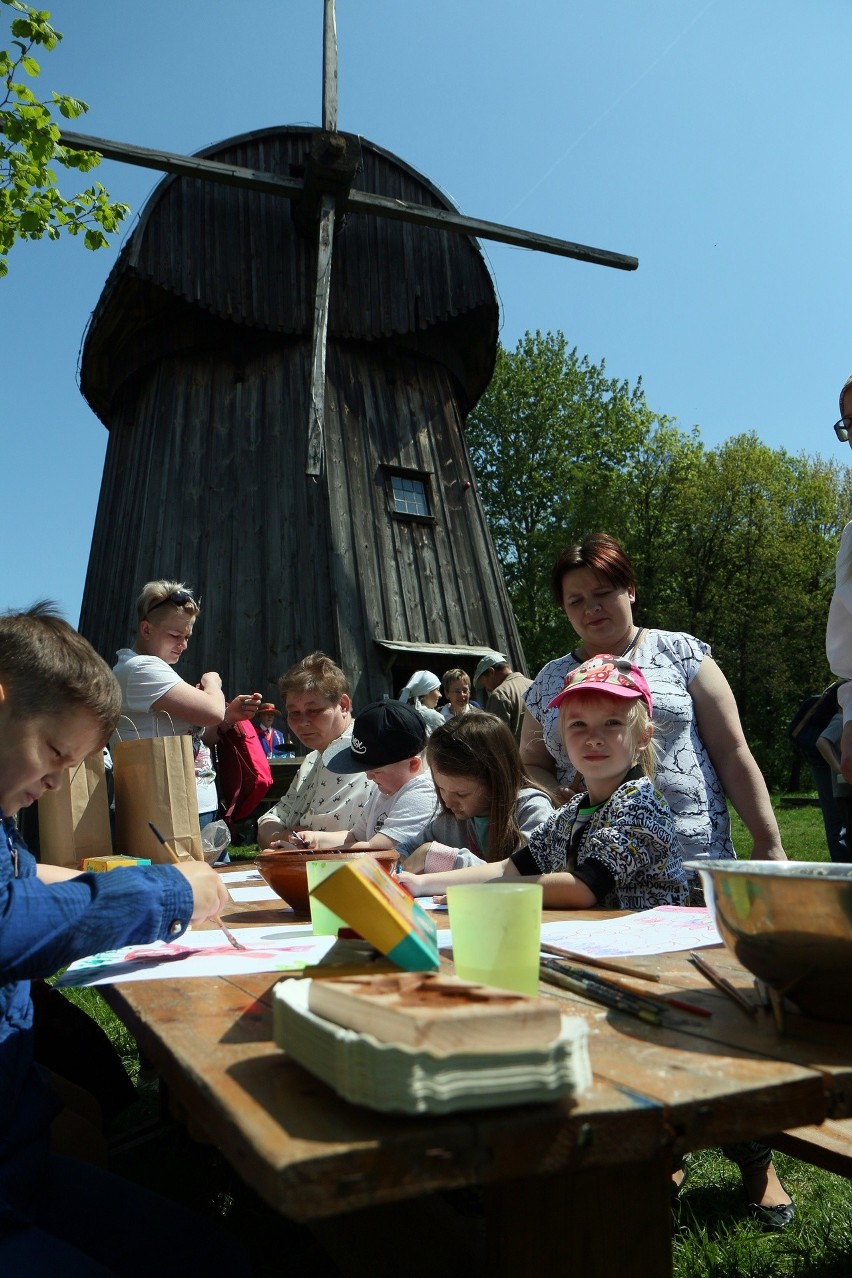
<box><xmin>101</xmin><ymin>875</ymin><xmax>852</xmax><ymax>1278</ymax></box>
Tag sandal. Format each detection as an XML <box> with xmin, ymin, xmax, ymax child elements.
<box><xmin>746</xmin><ymin>1200</ymin><xmax>796</xmax><ymax>1231</ymax></box>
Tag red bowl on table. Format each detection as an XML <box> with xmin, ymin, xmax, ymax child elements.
<box><xmin>255</xmin><ymin>848</ymin><xmax>400</xmax><ymax>913</ymax></box>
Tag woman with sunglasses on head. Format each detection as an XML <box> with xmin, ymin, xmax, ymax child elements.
<box><xmin>113</xmin><ymin>581</ymin><xmax>261</xmax><ymax>834</ymax></box>
<box><xmin>521</xmin><ymin>534</ymin><xmax>794</xmax><ymax>1230</ymax></box>
<box><xmin>827</xmin><ymin>375</ymin><xmax>852</xmax><ymax>787</ymax></box>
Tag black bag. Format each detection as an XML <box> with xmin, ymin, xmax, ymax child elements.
<box><xmin>787</xmin><ymin>682</ymin><xmax>842</xmax><ymax>753</ymax></box>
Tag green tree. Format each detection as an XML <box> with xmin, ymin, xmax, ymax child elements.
<box><xmin>0</xmin><ymin>0</ymin><xmax>128</xmax><ymax>278</ymax></box>
<box><xmin>618</xmin><ymin>419</ymin><xmax>705</xmax><ymax>622</ymax></box>
<box><xmin>466</xmin><ymin>330</ymin><xmax>663</xmax><ymax>672</ymax></box>
<box><xmin>467</xmin><ymin>332</ymin><xmax>852</xmax><ymax>790</ymax></box>
<box><xmin>684</xmin><ymin>438</ymin><xmax>849</xmax><ymax>787</ymax></box>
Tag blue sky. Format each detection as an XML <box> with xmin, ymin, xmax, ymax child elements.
<box><xmin>3</xmin><ymin>0</ymin><xmax>852</xmax><ymax>620</ymax></box>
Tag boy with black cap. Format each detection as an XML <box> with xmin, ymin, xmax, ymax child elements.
<box><xmin>297</xmin><ymin>701</ymin><xmax>436</xmax><ymax>858</ymax></box>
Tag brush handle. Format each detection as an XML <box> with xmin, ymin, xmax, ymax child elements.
<box><xmin>540</xmin><ymin>941</ymin><xmax>661</xmax><ymax>983</ymax></box>
<box><xmin>147</xmin><ymin>822</ymin><xmax>180</xmax><ymax>864</ymax></box>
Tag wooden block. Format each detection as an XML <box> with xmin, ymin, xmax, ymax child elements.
<box><xmin>309</xmin><ymin>858</ymin><xmax>438</xmax><ymax>971</ymax></box>
<box><xmin>307</xmin><ymin>972</ymin><xmax>561</xmax><ymax>1053</ymax></box>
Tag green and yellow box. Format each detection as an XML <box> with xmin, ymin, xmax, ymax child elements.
<box><xmin>309</xmin><ymin>858</ymin><xmax>439</xmax><ymax>972</ymax></box>
<box><xmin>81</xmin><ymin>855</ymin><xmax>151</xmax><ymax>872</ymax></box>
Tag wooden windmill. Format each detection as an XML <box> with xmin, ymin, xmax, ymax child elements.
<box><xmin>70</xmin><ymin>1</ymin><xmax>638</xmax><ymax>704</ymax></box>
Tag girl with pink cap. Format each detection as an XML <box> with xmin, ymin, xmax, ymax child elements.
<box><xmin>399</xmin><ymin>655</ymin><xmax>686</xmax><ymax>910</ymax></box>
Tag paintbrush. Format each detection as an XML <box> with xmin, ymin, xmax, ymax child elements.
<box><xmin>539</xmin><ymin>961</ymin><xmax>663</xmax><ymax>1026</ymax></box>
<box><xmin>540</xmin><ymin>941</ymin><xmax>661</xmax><ymax>983</ymax></box>
<box><xmin>689</xmin><ymin>952</ymin><xmax>755</xmax><ymax>1017</ymax></box>
<box><xmin>147</xmin><ymin>821</ymin><xmax>179</xmax><ymax>864</ymax></box>
<box><xmin>212</xmin><ymin>917</ymin><xmax>247</xmax><ymax>951</ymax></box>
<box><xmin>148</xmin><ymin>822</ymin><xmax>246</xmax><ymax>951</ymax></box>
<box><xmin>601</xmin><ymin>975</ymin><xmax>712</xmax><ymax>1019</ymax></box>
<box><xmin>541</xmin><ymin>957</ymin><xmax>710</xmax><ymax>1020</ymax></box>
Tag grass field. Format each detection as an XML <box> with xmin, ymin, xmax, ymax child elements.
<box><xmin>62</xmin><ymin>796</ymin><xmax>852</xmax><ymax>1276</ymax></box>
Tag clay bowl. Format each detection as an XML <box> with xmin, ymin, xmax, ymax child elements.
<box><xmin>685</xmin><ymin>859</ymin><xmax>852</xmax><ymax>1022</ymax></box>
<box><xmin>255</xmin><ymin>848</ymin><xmax>400</xmax><ymax>913</ymax></box>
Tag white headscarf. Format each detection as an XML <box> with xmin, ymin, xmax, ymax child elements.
<box><xmin>399</xmin><ymin>670</ymin><xmax>441</xmax><ymax>707</ymax></box>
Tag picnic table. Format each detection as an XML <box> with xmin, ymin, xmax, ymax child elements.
<box><xmin>101</xmin><ymin>871</ymin><xmax>852</xmax><ymax>1278</ymax></box>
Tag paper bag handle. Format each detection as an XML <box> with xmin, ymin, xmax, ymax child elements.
<box><xmin>113</xmin><ymin>715</ymin><xmax>142</xmax><ymax>743</ymax></box>
<box><xmin>113</xmin><ymin>711</ymin><xmax>179</xmax><ymax>741</ymax></box>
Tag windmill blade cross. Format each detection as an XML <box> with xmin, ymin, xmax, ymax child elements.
<box><xmin>345</xmin><ymin>187</ymin><xmax>637</xmax><ymax>270</ymax></box>
<box><xmin>305</xmin><ymin>0</ymin><xmax>340</xmax><ymax>476</ymax></box>
<box><xmin>322</xmin><ymin>0</ymin><xmax>338</xmax><ymax>132</ymax></box>
<box><xmin>56</xmin><ymin>129</ymin><xmax>638</xmax><ymax>270</ymax></box>
<box><xmin>307</xmin><ymin>194</ymin><xmax>335</xmax><ymax>477</ymax></box>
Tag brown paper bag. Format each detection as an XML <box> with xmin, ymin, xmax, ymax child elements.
<box><xmin>38</xmin><ymin>750</ymin><xmax>112</xmax><ymax>867</ymax></box>
<box><xmin>112</xmin><ymin>731</ymin><xmax>202</xmax><ymax>863</ymax></box>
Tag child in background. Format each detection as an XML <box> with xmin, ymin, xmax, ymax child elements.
<box><xmin>298</xmin><ymin>701</ymin><xmax>436</xmax><ymax>858</ymax></box>
<box><xmin>400</xmin><ymin>656</ymin><xmax>687</xmax><ymax>909</ymax></box>
<box><xmin>0</xmin><ymin>604</ymin><xmax>251</xmax><ymax>1276</ymax></box>
<box><xmin>402</xmin><ymin>712</ymin><xmax>554</xmax><ymax>873</ymax></box>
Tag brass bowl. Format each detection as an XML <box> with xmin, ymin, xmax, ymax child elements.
<box><xmin>685</xmin><ymin>859</ymin><xmax>852</xmax><ymax>1022</ymax></box>
<box><xmin>255</xmin><ymin>848</ymin><xmax>400</xmax><ymax>913</ymax></box>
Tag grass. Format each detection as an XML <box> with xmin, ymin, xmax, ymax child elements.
<box><xmin>729</xmin><ymin>792</ymin><xmax>831</xmax><ymax>864</ymax></box>
<box><xmin>61</xmin><ymin>795</ymin><xmax>852</xmax><ymax>1276</ymax></box>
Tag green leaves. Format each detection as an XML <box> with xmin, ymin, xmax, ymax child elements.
<box><xmin>1</xmin><ymin>0</ymin><xmax>129</xmax><ymax>276</ymax></box>
<box><xmin>56</xmin><ymin>93</ymin><xmax>86</xmax><ymax>119</ymax></box>
<box><xmin>467</xmin><ymin>331</ymin><xmax>851</xmax><ymax>789</ymax></box>
<box><xmin>467</xmin><ymin>330</ymin><xmax>659</xmax><ymax>673</ymax></box>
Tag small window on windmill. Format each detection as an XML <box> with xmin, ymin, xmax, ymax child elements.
<box><xmin>385</xmin><ymin>468</ymin><xmax>434</xmax><ymax>523</ymax></box>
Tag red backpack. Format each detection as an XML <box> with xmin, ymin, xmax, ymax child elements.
<box><xmin>216</xmin><ymin>722</ymin><xmax>273</xmax><ymax>833</ymax></box>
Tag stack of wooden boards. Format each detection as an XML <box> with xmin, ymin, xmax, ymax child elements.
<box><xmin>273</xmin><ymin>971</ymin><xmax>591</xmax><ymax>1114</ymax></box>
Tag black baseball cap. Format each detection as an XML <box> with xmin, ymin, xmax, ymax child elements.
<box><xmin>324</xmin><ymin>700</ymin><xmax>427</xmax><ymax>773</ymax></box>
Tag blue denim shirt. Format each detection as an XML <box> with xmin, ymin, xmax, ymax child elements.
<box><xmin>0</xmin><ymin>811</ymin><xmax>193</xmax><ymax>1231</ymax></box>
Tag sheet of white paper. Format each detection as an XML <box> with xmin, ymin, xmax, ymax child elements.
<box><xmin>416</xmin><ymin>896</ymin><xmax>448</xmax><ymax>912</ymax></box>
<box><xmin>55</xmin><ymin>925</ymin><xmax>334</xmax><ymax>988</ymax></box>
<box><xmin>538</xmin><ymin>908</ymin><xmax>721</xmax><ymax>957</ymax></box>
<box><xmin>227</xmin><ymin>884</ymin><xmax>279</xmax><ymax>903</ymax></box>
<box><xmin>436</xmin><ymin>907</ymin><xmax>721</xmax><ymax>956</ymax></box>
<box><xmin>219</xmin><ymin>868</ymin><xmax>262</xmax><ymax>884</ymax></box>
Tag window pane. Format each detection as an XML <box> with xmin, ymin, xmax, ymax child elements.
<box><xmin>390</xmin><ymin>475</ymin><xmax>429</xmax><ymax>517</ymax></box>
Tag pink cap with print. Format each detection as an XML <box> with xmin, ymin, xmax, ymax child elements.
<box><xmin>547</xmin><ymin>655</ymin><xmax>653</xmax><ymax>716</ymax></box>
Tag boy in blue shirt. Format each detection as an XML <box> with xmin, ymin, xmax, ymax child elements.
<box><xmin>0</xmin><ymin>604</ymin><xmax>252</xmax><ymax>1275</ymax></box>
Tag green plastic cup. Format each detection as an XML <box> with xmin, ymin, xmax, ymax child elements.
<box><xmin>306</xmin><ymin>859</ymin><xmax>348</xmax><ymax>937</ymax></box>
<box><xmin>446</xmin><ymin>882</ymin><xmax>543</xmax><ymax>995</ymax></box>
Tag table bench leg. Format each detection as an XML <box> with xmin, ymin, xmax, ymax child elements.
<box><xmin>484</xmin><ymin>1151</ymin><xmax>673</xmax><ymax>1277</ymax></box>
<box><xmin>311</xmin><ymin>1193</ymin><xmax>486</xmax><ymax>1277</ymax></box>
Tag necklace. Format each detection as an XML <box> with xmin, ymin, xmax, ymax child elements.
<box><xmin>573</xmin><ymin>627</ymin><xmax>640</xmax><ymax>664</ymax></box>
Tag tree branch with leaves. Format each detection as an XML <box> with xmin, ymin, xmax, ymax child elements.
<box><xmin>0</xmin><ymin>0</ymin><xmax>128</xmax><ymax>278</ymax></box>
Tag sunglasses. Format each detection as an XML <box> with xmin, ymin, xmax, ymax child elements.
<box><xmin>146</xmin><ymin>589</ymin><xmax>196</xmax><ymax>616</ymax></box>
